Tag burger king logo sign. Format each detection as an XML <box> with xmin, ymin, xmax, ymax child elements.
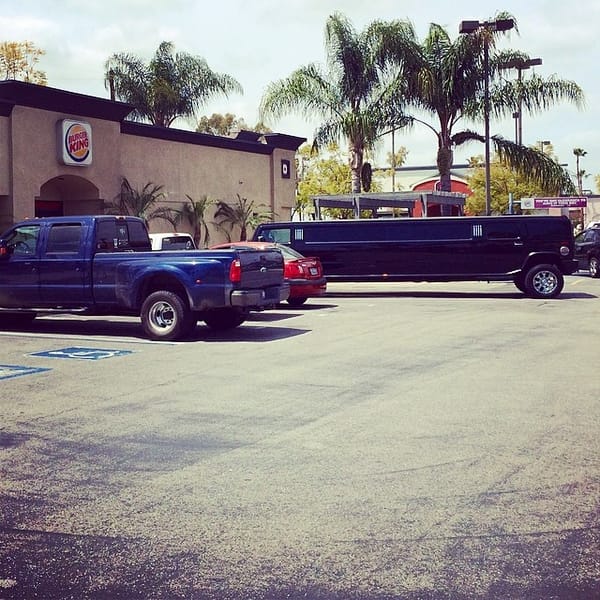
<box><xmin>58</xmin><ymin>119</ymin><xmax>92</xmax><ymax>166</ymax></box>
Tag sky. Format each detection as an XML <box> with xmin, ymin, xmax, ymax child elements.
<box><xmin>2</xmin><ymin>0</ymin><xmax>599</xmax><ymax>192</ymax></box>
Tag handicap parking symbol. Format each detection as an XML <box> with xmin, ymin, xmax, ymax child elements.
<box><xmin>0</xmin><ymin>365</ymin><xmax>52</xmax><ymax>380</ymax></box>
<box><xmin>31</xmin><ymin>347</ymin><xmax>134</xmax><ymax>361</ymax></box>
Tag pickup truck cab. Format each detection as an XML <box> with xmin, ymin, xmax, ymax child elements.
<box><xmin>0</xmin><ymin>216</ymin><xmax>289</xmax><ymax>340</ymax></box>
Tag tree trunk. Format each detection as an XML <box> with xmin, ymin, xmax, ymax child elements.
<box><xmin>437</xmin><ymin>144</ymin><xmax>453</xmax><ymax>192</ymax></box>
<box><xmin>349</xmin><ymin>144</ymin><xmax>364</xmax><ymax>194</ymax></box>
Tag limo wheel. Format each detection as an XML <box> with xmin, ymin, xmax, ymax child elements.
<box><xmin>524</xmin><ymin>264</ymin><xmax>564</xmax><ymax>299</ymax></box>
<box><xmin>141</xmin><ymin>291</ymin><xmax>195</xmax><ymax>340</ymax></box>
<box><xmin>589</xmin><ymin>256</ymin><xmax>600</xmax><ymax>278</ymax></box>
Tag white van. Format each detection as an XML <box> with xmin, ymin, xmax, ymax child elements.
<box><xmin>149</xmin><ymin>233</ymin><xmax>196</xmax><ymax>251</ymax></box>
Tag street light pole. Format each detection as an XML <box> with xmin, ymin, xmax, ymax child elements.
<box><xmin>483</xmin><ymin>40</ymin><xmax>492</xmax><ymax>217</ymax></box>
<box><xmin>499</xmin><ymin>57</ymin><xmax>542</xmax><ymax>145</ymax></box>
<box><xmin>538</xmin><ymin>140</ymin><xmax>551</xmax><ymax>154</ymax></box>
<box><xmin>460</xmin><ymin>18</ymin><xmax>515</xmax><ymax>216</ymax></box>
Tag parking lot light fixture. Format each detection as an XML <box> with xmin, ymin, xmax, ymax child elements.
<box><xmin>499</xmin><ymin>57</ymin><xmax>543</xmax><ymax>145</ymax></box>
<box><xmin>459</xmin><ymin>18</ymin><xmax>515</xmax><ymax>215</ymax></box>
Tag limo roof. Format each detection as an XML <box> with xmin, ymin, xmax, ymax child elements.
<box><xmin>257</xmin><ymin>215</ymin><xmax>571</xmax><ymax>226</ymax></box>
<box><xmin>311</xmin><ymin>191</ymin><xmax>467</xmax><ymax>218</ymax></box>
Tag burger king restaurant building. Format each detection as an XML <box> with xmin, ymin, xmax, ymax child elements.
<box><xmin>0</xmin><ymin>80</ymin><xmax>305</xmax><ymax>237</ymax></box>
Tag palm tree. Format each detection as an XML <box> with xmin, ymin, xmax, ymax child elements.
<box><xmin>405</xmin><ymin>19</ymin><xmax>583</xmax><ymax>197</ymax></box>
<box><xmin>105</xmin><ymin>41</ymin><xmax>242</xmax><ymax>127</ymax></box>
<box><xmin>573</xmin><ymin>148</ymin><xmax>587</xmax><ymax>194</ymax></box>
<box><xmin>105</xmin><ymin>177</ymin><xmax>176</xmax><ymax>227</ymax></box>
<box><xmin>213</xmin><ymin>195</ymin><xmax>271</xmax><ymax>241</ymax></box>
<box><xmin>177</xmin><ymin>194</ymin><xmax>214</xmax><ymax>248</ymax></box>
<box><xmin>260</xmin><ymin>12</ymin><xmax>419</xmax><ymax>193</ymax></box>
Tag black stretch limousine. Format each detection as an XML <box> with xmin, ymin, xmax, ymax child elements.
<box><xmin>253</xmin><ymin>215</ymin><xmax>578</xmax><ymax>299</ymax></box>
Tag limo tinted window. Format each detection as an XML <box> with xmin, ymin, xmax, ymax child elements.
<box><xmin>300</xmin><ymin>220</ymin><xmax>472</xmax><ymax>243</ymax></box>
<box><xmin>525</xmin><ymin>219</ymin><xmax>570</xmax><ymax>239</ymax></box>
<box><xmin>485</xmin><ymin>221</ymin><xmax>522</xmax><ymax>239</ymax></box>
<box><xmin>303</xmin><ymin>223</ymin><xmax>387</xmax><ymax>242</ymax></box>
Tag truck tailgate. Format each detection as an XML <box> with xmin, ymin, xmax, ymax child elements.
<box><xmin>238</xmin><ymin>248</ymin><xmax>284</xmax><ymax>287</ymax></box>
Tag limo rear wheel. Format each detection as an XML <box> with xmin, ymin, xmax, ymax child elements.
<box><xmin>524</xmin><ymin>264</ymin><xmax>563</xmax><ymax>299</ymax></box>
<box><xmin>589</xmin><ymin>256</ymin><xmax>599</xmax><ymax>278</ymax></box>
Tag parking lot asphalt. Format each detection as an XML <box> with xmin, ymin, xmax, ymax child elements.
<box><xmin>0</xmin><ymin>276</ymin><xmax>599</xmax><ymax>599</ymax></box>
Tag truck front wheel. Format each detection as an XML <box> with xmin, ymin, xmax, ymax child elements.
<box><xmin>523</xmin><ymin>264</ymin><xmax>564</xmax><ymax>299</ymax></box>
<box><xmin>141</xmin><ymin>291</ymin><xmax>195</xmax><ymax>340</ymax></box>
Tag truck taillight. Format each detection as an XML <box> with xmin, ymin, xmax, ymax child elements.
<box><xmin>229</xmin><ymin>259</ymin><xmax>242</xmax><ymax>282</ymax></box>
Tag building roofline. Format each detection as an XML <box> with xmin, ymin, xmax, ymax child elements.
<box><xmin>121</xmin><ymin>121</ymin><xmax>304</xmax><ymax>155</ymax></box>
<box><xmin>0</xmin><ymin>80</ymin><xmax>307</xmax><ymax>154</ymax></box>
<box><xmin>0</xmin><ymin>80</ymin><xmax>134</xmax><ymax>122</ymax></box>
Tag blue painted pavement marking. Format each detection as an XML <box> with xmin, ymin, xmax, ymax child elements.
<box><xmin>0</xmin><ymin>365</ymin><xmax>52</xmax><ymax>380</ymax></box>
<box><xmin>30</xmin><ymin>347</ymin><xmax>134</xmax><ymax>361</ymax></box>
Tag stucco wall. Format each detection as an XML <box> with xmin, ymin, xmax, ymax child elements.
<box><xmin>1</xmin><ymin>101</ymin><xmax>299</xmax><ymax>236</ymax></box>
<box><xmin>119</xmin><ymin>132</ymin><xmax>287</xmax><ymax>242</ymax></box>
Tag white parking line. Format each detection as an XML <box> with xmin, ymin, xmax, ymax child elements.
<box><xmin>0</xmin><ymin>330</ymin><xmax>179</xmax><ymax>345</ymax></box>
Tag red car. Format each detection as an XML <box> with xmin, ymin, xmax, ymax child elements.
<box><xmin>210</xmin><ymin>241</ymin><xmax>327</xmax><ymax>306</ymax></box>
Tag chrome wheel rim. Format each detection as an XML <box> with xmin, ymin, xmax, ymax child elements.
<box><xmin>149</xmin><ymin>301</ymin><xmax>175</xmax><ymax>331</ymax></box>
<box><xmin>533</xmin><ymin>270</ymin><xmax>558</xmax><ymax>295</ymax></box>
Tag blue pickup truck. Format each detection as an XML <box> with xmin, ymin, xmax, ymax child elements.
<box><xmin>0</xmin><ymin>215</ymin><xmax>289</xmax><ymax>340</ymax></box>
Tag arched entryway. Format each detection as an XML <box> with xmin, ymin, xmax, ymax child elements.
<box><xmin>36</xmin><ymin>175</ymin><xmax>102</xmax><ymax>217</ymax></box>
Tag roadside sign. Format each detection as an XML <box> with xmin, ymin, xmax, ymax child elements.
<box><xmin>0</xmin><ymin>365</ymin><xmax>51</xmax><ymax>381</ymax></box>
<box><xmin>30</xmin><ymin>347</ymin><xmax>134</xmax><ymax>361</ymax></box>
<box><xmin>521</xmin><ymin>196</ymin><xmax>587</xmax><ymax>209</ymax></box>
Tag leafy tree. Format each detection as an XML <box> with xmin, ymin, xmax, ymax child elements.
<box><xmin>105</xmin><ymin>178</ymin><xmax>175</xmax><ymax>227</ymax></box>
<box><xmin>296</xmin><ymin>144</ymin><xmax>352</xmax><ymax>217</ymax></box>
<box><xmin>0</xmin><ymin>41</ymin><xmax>47</xmax><ymax>84</ymax></box>
<box><xmin>197</xmin><ymin>113</ymin><xmax>246</xmax><ymax>136</ymax></box>
<box><xmin>260</xmin><ymin>12</ymin><xmax>419</xmax><ymax>193</ymax></box>
<box><xmin>196</xmin><ymin>113</ymin><xmax>272</xmax><ymax>136</ymax></box>
<box><xmin>384</xmin><ymin>147</ymin><xmax>409</xmax><ymax>191</ymax></box>
<box><xmin>105</xmin><ymin>41</ymin><xmax>242</xmax><ymax>127</ymax></box>
<box><xmin>213</xmin><ymin>194</ymin><xmax>271</xmax><ymax>241</ymax></box>
<box><xmin>176</xmin><ymin>194</ymin><xmax>214</xmax><ymax>248</ymax></box>
<box><xmin>296</xmin><ymin>144</ymin><xmax>385</xmax><ymax>219</ymax></box>
<box><xmin>403</xmin><ymin>17</ymin><xmax>582</xmax><ymax>195</ymax></box>
<box><xmin>466</xmin><ymin>154</ymin><xmax>553</xmax><ymax>214</ymax></box>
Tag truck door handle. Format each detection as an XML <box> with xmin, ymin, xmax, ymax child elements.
<box><xmin>514</xmin><ymin>241</ymin><xmax>524</xmax><ymax>246</ymax></box>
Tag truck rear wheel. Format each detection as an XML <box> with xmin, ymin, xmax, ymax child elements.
<box><xmin>141</xmin><ymin>291</ymin><xmax>195</xmax><ymax>340</ymax></box>
<box><xmin>524</xmin><ymin>264</ymin><xmax>564</xmax><ymax>299</ymax></box>
<box><xmin>203</xmin><ymin>308</ymin><xmax>246</xmax><ymax>331</ymax></box>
